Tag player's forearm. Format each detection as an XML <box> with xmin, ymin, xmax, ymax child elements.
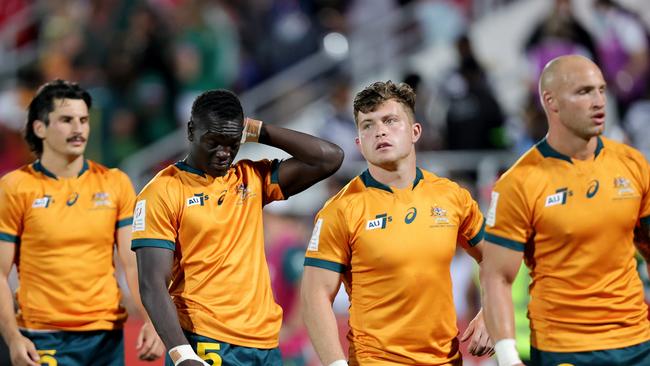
<box><xmin>0</xmin><ymin>277</ymin><xmax>21</xmax><ymax>344</ymax></box>
<box><xmin>140</xmin><ymin>277</ymin><xmax>189</xmax><ymax>349</ymax></box>
<box><xmin>480</xmin><ymin>267</ymin><xmax>516</xmax><ymax>341</ymax></box>
<box><xmin>259</xmin><ymin>124</ymin><xmax>343</xmax><ymax>173</ymax></box>
<box><xmin>119</xmin><ymin>249</ymin><xmax>149</xmax><ymax>320</ymax></box>
<box><xmin>302</xmin><ymin>292</ymin><xmax>346</xmax><ymax>364</ymax></box>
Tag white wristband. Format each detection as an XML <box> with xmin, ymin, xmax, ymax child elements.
<box><xmin>168</xmin><ymin>344</ymin><xmax>209</xmax><ymax>366</ymax></box>
<box><xmin>494</xmin><ymin>339</ymin><xmax>522</xmax><ymax>366</ymax></box>
<box><xmin>328</xmin><ymin>360</ymin><xmax>348</xmax><ymax>366</ymax></box>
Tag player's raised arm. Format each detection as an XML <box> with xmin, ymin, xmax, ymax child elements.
<box><xmin>246</xmin><ymin>118</ymin><xmax>344</xmax><ymax>197</ymax></box>
<box><xmin>301</xmin><ymin>266</ymin><xmax>346</xmax><ymax>366</ymax></box>
<box><xmin>480</xmin><ymin>242</ymin><xmax>525</xmax><ymax>366</ymax></box>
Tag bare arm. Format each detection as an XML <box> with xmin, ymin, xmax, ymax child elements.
<box><xmin>258</xmin><ymin>123</ymin><xmax>344</xmax><ymax>197</ymax></box>
<box><xmin>136</xmin><ymin>248</ymin><xmax>205</xmax><ymax>366</ymax></box>
<box><xmin>0</xmin><ymin>242</ymin><xmax>39</xmax><ymax>366</ymax></box>
<box><xmin>301</xmin><ymin>266</ymin><xmax>346</xmax><ymax>365</ymax></box>
<box><xmin>634</xmin><ymin>220</ymin><xmax>650</xmax><ymax>274</ymax></box>
<box><xmin>116</xmin><ymin>227</ymin><xmax>164</xmax><ymax>360</ymax></box>
<box><xmin>479</xmin><ymin>242</ymin><xmax>523</xmax><ymax>341</ymax></box>
<box><xmin>464</xmin><ymin>240</ymin><xmax>485</xmax><ymax>264</ymax></box>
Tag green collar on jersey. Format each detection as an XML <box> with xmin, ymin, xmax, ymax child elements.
<box><xmin>536</xmin><ymin>136</ymin><xmax>603</xmax><ymax>163</ymax></box>
<box><xmin>175</xmin><ymin>161</ymin><xmax>206</xmax><ymax>177</ymax></box>
<box><xmin>33</xmin><ymin>159</ymin><xmax>89</xmax><ymax>179</ymax></box>
<box><xmin>360</xmin><ymin>167</ymin><xmax>423</xmax><ymax>193</ymax></box>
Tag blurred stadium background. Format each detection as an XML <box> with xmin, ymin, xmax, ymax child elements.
<box><xmin>1</xmin><ymin>0</ymin><xmax>650</xmax><ymax>365</ymax></box>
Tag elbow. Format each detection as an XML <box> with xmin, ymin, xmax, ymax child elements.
<box><xmin>321</xmin><ymin>143</ymin><xmax>344</xmax><ymax>176</ymax></box>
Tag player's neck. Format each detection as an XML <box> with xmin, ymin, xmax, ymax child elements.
<box><xmin>546</xmin><ymin>130</ymin><xmax>598</xmax><ymax>161</ymax></box>
<box><xmin>367</xmin><ymin>153</ymin><xmax>416</xmax><ymax>190</ymax></box>
<box><xmin>39</xmin><ymin>152</ymin><xmax>85</xmax><ymax>178</ymax></box>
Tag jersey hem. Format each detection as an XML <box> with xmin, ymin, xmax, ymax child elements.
<box><xmin>304</xmin><ymin>257</ymin><xmax>346</xmax><ymax>273</ymax></box>
<box><xmin>132</xmin><ymin>238</ymin><xmax>175</xmax><ymax>251</ymax></box>
<box><xmin>116</xmin><ymin>217</ymin><xmax>133</xmax><ymax>229</ymax></box>
<box><xmin>468</xmin><ymin>220</ymin><xmax>486</xmax><ymax>246</ymax></box>
<box><xmin>0</xmin><ymin>232</ymin><xmax>19</xmax><ymax>244</ymax></box>
<box><xmin>485</xmin><ymin>233</ymin><xmax>525</xmax><ymax>251</ymax></box>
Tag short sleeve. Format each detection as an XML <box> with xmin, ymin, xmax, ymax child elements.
<box><xmin>304</xmin><ymin>202</ymin><xmax>351</xmax><ymax>273</ymax></box>
<box><xmin>457</xmin><ymin>187</ymin><xmax>485</xmax><ymax>248</ymax></box>
<box><xmin>131</xmin><ymin>180</ymin><xmax>178</xmax><ymax>251</ymax></box>
<box><xmin>252</xmin><ymin>159</ymin><xmax>285</xmax><ymax>205</ymax></box>
<box><xmin>0</xmin><ymin>178</ymin><xmax>23</xmax><ymax>244</ymax></box>
<box><xmin>114</xmin><ymin>170</ymin><xmax>136</xmax><ymax>229</ymax></box>
<box><xmin>484</xmin><ymin>173</ymin><xmax>532</xmax><ymax>252</ymax></box>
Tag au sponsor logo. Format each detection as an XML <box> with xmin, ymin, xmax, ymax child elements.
<box><xmin>545</xmin><ymin>188</ymin><xmax>570</xmax><ymax>207</ymax></box>
<box><xmin>187</xmin><ymin>193</ymin><xmax>209</xmax><ymax>207</ymax></box>
<box><xmin>32</xmin><ymin>195</ymin><xmax>52</xmax><ymax>208</ymax></box>
<box><xmin>366</xmin><ymin>213</ymin><xmax>391</xmax><ymax>230</ymax></box>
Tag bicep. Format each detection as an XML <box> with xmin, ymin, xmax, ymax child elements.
<box><xmin>301</xmin><ymin>266</ymin><xmax>343</xmax><ymax>303</ymax></box>
<box><xmin>0</xmin><ymin>242</ymin><xmax>15</xmax><ymax>278</ymax></box>
<box><xmin>135</xmin><ymin>247</ymin><xmax>175</xmax><ymax>285</ymax></box>
<box><xmin>481</xmin><ymin>241</ymin><xmax>524</xmax><ymax>283</ymax></box>
<box><xmin>116</xmin><ymin>226</ymin><xmax>132</xmax><ymax>262</ymax></box>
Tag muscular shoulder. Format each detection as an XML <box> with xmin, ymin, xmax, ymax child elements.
<box><xmin>319</xmin><ymin>176</ymin><xmax>367</xmax><ymax>217</ymax></box>
<box><xmin>138</xmin><ymin>164</ymin><xmax>185</xmax><ymax>197</ymax></box>
<box><xmin>0</xmin><ymin>165</ymin><xmax>34</xmax><ymax>193</ymax></box>
<box><xmin>602</xmin><ymin>137</ymin><xmax>649</xmax><ymax>167</ymax></box>
<box><xmin>495</xmin><ymin>146</ymin><xmax>545</xmax><ymax>192</ymax></box>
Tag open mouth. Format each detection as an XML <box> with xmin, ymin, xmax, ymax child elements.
<box><xmin>591</xmin><ymin>112</ymin><xmax>605</xmax><ymax>124</ymax></box>
<box><xmin>376</xmin><ymin>142</ymin><xmax>392</xmax><ymax>150</ymax></box>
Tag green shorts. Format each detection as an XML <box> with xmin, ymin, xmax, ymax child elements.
<box><xmin>20</xmin><ymin>329</ymin><xmax>124</xmax><ymax>366</ymax></box>
<box><xmin>531</xmin><ymin>340</ymin><xmax>650</xmax><ymax>366</ymax></box>
<box><xmin>165</xmin><ymin>330</ymin><xmax>282</xmax><ymax>366</ymax></box>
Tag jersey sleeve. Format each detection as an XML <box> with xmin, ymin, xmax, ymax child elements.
<box><xmin>303</xmin><ymin>202</ymin><xmax>351</xmax><ymax>273</ymax></box>
<box><xmin>252</xmin><ymin>159</ymin><xmax>285</xmax><ymax>206</ymax></box>
<box><xmin>131</xmin><ymin>179</ymin><xmax>178</xmax><ymax>251</ymax></box>
<box><xmin>0</xmin><ymin>178</ymin><xmax>23</xmax><ymax>244</ymax></box>
<box><xmin>484</xmin><ymin>172</ymin><xmax>532</xmax><ymax>252</ymax></box>
<box><xmin>114</xmin><ymin>170</ymin><xmax>136</xmax><ymax>229</ymax></box>
<box><xmin>457</xmin><ymin>187</ymin><xmax>485</xmax><ymax>248</ymax></box>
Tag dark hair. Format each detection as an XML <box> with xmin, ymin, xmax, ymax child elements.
<box><xmin>25</xmin><ymin>79</ymin><xmax>92</xmax><ymax>156</ymax></box>
<box><xmin>190</xmin><ymin>89</ymin><xmax>244</xmax><ymax>126</ymax></box>
<box><xmin>353</xmin><ymin>81</ymin><xmax>416</xmax><ymax>125</ymax></box>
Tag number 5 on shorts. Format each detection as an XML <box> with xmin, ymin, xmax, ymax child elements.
<box><xmin>197</xmin><ymin>342</ymin><xmax>222</xmax><ymax>365</ymax></box>
<box><xmin>37</xmin><ymin>350</ymin><xmax>57</xmax><ymax>366</ymax></box>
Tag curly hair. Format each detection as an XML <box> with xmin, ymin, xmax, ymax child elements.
<box><xmin>352</xmin><ymin>81</ymin><xmax>416</xmax><ymax>125</ymax></box>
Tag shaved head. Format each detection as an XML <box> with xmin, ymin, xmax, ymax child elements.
<box><xmin>539</xmin><ymin>55</ymin><xmax>600</xmax><ymax>104</ymax></box>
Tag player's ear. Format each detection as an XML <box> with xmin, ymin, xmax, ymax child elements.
<box><xmin>187</xmin><ymin>120</ymin><xmax>194</xmax><ymax>141</ymax></box>
<box><xmin>411</xmin><ymin>122</ymin><xmax>422</xmax><ymax>143</ymax></box>
<box><xmin>33</xmin><ymin>120</ymin><xmax>47</xmax><ymax>139</ymax></box>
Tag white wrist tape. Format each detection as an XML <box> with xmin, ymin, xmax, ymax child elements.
<box><xmin>494</xmin><ymin>339</ymin><xmax>522</xmax><ymax>366</ymax></box>
<box><xmin>168</xmin><ymin>344</ymin><xmax>208</xmax><ymax>366</ymax></box>
<box><xmin>328</xmin><ymin>360</ymin><xmax>348</xmax><ymax>366</ymax></box>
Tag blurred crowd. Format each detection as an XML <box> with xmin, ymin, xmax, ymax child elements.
<box><xmin>1</xmin><ymin>0</ymin><xmax>650</xmax><ymax>365</ymax></box>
